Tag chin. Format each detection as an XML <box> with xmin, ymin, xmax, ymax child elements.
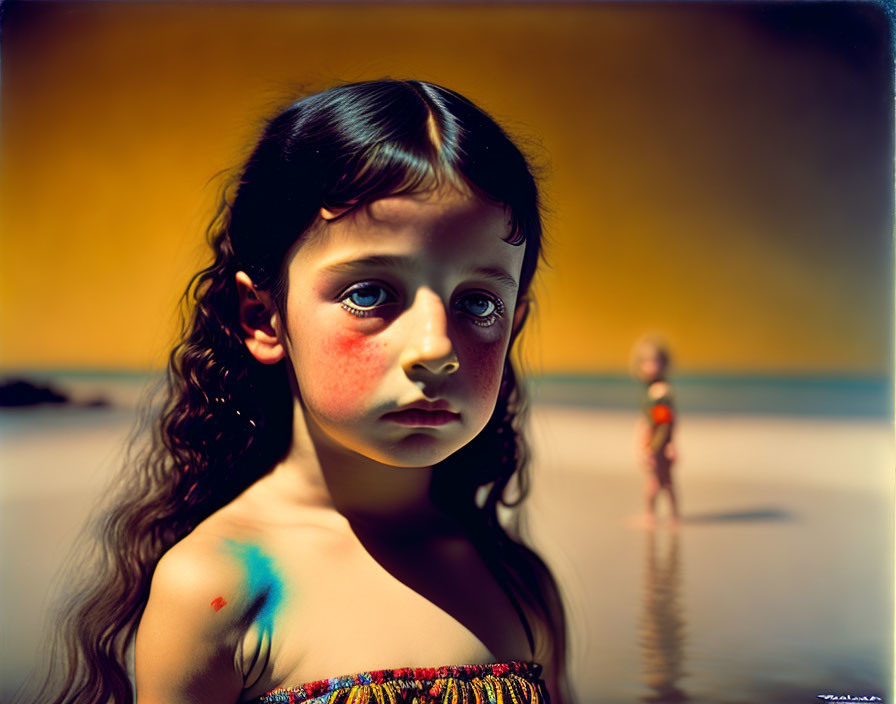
<box><xmin>369</xmin><ymin>431</ymin><xmax>475</xmax><ymax>468</ymax></box>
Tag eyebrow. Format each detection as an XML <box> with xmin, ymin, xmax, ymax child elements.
<box><xmin>470</xmin><ymin>266</ymin><xmax>518</xmax><ymax>290</ymax></box>
<box><xmin>322</xmin><ymin>255</ymin><xmax>414</xmax><ymax>276</ymax></box>
<box><xmin>321</xmin><ymin>256</ymin><xmax>519</xmax><ymax>289</ymax></box>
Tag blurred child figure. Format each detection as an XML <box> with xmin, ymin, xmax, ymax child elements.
<box><xmin>631</xmin><ymin>337</ymin><xmax>679</xmax><ymax>526</ymax></box>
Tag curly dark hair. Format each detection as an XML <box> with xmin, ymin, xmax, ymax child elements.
<box><xmin>27</xmin><ymin>79</ymin><xmax>570</xmax><ymax>704</ymax></box>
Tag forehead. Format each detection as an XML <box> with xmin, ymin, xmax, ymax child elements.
<box><xmin>291</xmin><ymin>188</ymin><xmax>524</xmax><ymax>279</ymax></box>
<box><xmin>638</xmin><ymin>346</ymin><xmax>665</xmax><ymax>363</ymax></box>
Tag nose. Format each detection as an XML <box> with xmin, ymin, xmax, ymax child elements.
<box><xmin>400</xmin><ymin>288</ymin><xmax>460</xmax><ymax>377</ymax></box>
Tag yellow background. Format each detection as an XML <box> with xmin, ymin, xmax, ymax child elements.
<box><xmin>1</xmin><ymin>2</ymin><xmax>890</xmax><ymax>374</ymax></box>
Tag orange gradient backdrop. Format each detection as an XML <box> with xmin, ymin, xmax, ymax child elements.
<box><xmin>0</xmin><ymin>2</ymin><xmax>890</xmax><ymax>374</ymax></box>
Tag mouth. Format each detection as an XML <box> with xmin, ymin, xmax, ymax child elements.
<box><xmin>381</xmin><ymin>403</ymin><xmax>461</xmax><ymax>427</ymax></box>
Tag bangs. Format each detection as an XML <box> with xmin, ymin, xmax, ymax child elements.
<box><xmin>320</xmin><ymin>136</ymin><xmax>527</xmax><ymax>247</ymax></box>
<box><xmin>315</xmin><ymin>84</ymin><xmax>528</xmax><ymax>246</ymax></box>
<box><xmin>228</xmin><ymin>79</ymin><xmax>538</xmax><ymax>293</ymax></box>
<box><xmin>321</xmin><ymin>138</ymin><xmax>462</xmax><ymax>214</ymax></box>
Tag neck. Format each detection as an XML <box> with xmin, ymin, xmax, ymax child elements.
<box><xmin>269</xmin><ymin>396</ymin><xmax>437</xmax><ymax>526</ymax></box>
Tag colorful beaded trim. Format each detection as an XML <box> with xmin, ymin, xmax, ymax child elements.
<box><xmin>255</xmin><ymin>661</ymin><xmax>544</xmax><ymax>703</ymax></box>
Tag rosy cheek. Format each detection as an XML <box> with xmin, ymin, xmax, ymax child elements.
<box><xmin>312</xmin><ymin>329</ymin><xmax>388</xmax><ymax>419</ymax></box>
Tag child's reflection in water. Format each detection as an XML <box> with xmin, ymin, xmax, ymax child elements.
<box><xmin>639</xmin><ymin>529</ymin><xmax>689</xmax><ymax>703</ymax></box>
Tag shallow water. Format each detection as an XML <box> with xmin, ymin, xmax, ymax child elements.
<box><xmin>1</xmin><ymin>399</ymin><xmax>892</xmax><ymax>703</ymax></box>
<box><xmin>529</xmin><ymin>472</ymin><xmax>892</xmax><ymax>703</ymax></box>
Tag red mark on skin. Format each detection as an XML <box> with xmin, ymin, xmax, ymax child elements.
<box><xmin>210</xmin><ymin>596</ymin><xmax>228</xmax><ymax>612</ymax></box>
<box><xmin>317</xmin><ymin>329</ymin><xmax>388</xmax><ymax>418</ymax></box>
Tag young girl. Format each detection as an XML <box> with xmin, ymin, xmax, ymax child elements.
<box><xmin>632</xmin><ymin>337</ymin><xmax>679</xmax><ymax>526</ymax></box>
<box><xmin>35</xmin><ymin>80</ymin><xmax>570</xmax><ymax>704</ymax></box>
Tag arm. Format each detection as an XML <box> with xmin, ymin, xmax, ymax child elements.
<box><xmin>135</xmin><ymin>541</ymin><xmax>246</xmax><ymax>704</ymax></box>
<box><xmin>647</xmin><ymin>403</ymin><xmax>674</xmax><ymax>456</ymax></box>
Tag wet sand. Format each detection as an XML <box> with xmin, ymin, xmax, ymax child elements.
<box><xmin>526</xmin><ymin>405</ymin><xmax>893</xmax><ymax>703</ymax></box>
<box><xmin>1</xmin><ymin>403</ymin><xmax>893</xmax><ymax>702</ymax></box>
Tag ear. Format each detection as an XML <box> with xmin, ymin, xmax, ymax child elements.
<box><xmin>510</xmin><ymin>297</ymin><xmax>530</xmax><ymax>344</ymax></box>
<box><xmin>235</xmin><ymin>271</ymin><xmax>286</xmax><ymax>365</ymax></box>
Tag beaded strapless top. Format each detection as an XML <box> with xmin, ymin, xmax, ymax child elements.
<box><xmin>253</xmin><ymin>661</ymin><xmax>547</xmax><ymax>703</ymax></box>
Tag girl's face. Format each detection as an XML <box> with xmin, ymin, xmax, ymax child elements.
<box><xmin>278</xmin><ymin>187</ymin><xmax>526</xmax><ymax>468</ymax></box>
<box><xmin>637</xmin><ymin>348</ymin><xmax>663</xmax><ymax>383</ymax></box>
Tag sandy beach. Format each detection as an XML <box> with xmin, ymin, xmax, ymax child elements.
<box><xmin>525</xmin><ymin>406</ymin><xmax>893</xmax><ymax>703</ymax></box>
<box><xmin>1</xmin><ymin>400</ymin><xmax>892</xmax><ymax>702</ymax></box>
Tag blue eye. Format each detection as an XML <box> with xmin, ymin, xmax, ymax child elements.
<box><xmin>340</xmin><ymin>284</ymin><xmax>393</xmax><ymax>317</ymax></box>
<box><xmin>456</xmin><ymin>291</ymin><xmax>503</xmax><ymax>326</ymax></box>
<box><xmin>349</xmin><ymin>287</ymin><xmax>386</xmax><ymax>308</ymax></box>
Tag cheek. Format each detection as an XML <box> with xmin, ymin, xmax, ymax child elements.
<box><xmin>306</xmin><ymin>329</ymin><xmax>388</xmax><ymax>419</ymax></box>
<box><xmin>462</xmin><ymin>338</ymin><xmax>508</xmax><ymax>408</ymax></box>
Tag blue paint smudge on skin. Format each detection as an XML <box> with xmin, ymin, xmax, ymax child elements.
<box><xmin>223</xmin><ymin>539</ymin><xmax>285</xmax><ymax>639</ymax></box>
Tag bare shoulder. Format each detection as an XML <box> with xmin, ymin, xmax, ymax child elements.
<box><xmin>648</xmin><ymin>381</ymin><xmax>670</xmax><ymax>400</ymax></box>
<box><xmin>148</xmin><ymin>527</ymin><xmax>248</xmax><ymax>621</ymax></box>
<box><xmin>135</xmin><ymin>520</ymin><xmax>264</xmax><ymax>704</ymax></box>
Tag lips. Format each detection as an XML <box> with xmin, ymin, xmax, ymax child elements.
<box><xmin>381</xmin><ymin>400</ymin><xmax>460</xmax><ymax>427</ymax></box>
